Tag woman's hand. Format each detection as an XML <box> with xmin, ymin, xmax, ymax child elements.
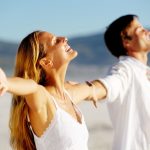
<box><xmin>65</xmin><ymin>80</ymin><xmax>97</xmax><ymax>107</ymax></box>
<box><xmin>65</xmin><ymin>80</ymin><xmax>107</xmax><ymax>107</ymax></box>
<box><xmin>0</xmin><ymin>68</ymin><xmax>8</xmax><ymax>96</ymax></box>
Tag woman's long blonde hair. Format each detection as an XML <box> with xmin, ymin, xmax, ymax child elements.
<box><xmin>9</xmin><ymin>31</ymin><xmax>47</xmax><ymax>150</ymax></box>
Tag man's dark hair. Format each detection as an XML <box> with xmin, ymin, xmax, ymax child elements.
<box><xmin>104</xmin><ymin>14</ymin><xmax>138</xmax><ymax>58</ymax></box>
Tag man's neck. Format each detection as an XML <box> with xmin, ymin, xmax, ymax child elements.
<box><xmin>128</xmin><ymin>52</ymin><xmax>148</xmax><ymax>65</ymax></box>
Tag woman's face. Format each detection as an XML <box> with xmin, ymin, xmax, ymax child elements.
<box><xmin>39</xmin><ymin>32</ymin><xmax>78</xmax><ymax>68</ymax></box>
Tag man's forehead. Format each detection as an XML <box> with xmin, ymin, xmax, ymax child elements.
<box><xmin>125</xmin><ymin>18</ymin><xmax>142</xmax><ymax>34</ymax></box>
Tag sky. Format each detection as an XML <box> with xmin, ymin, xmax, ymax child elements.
<box><xmin>0</xmin><ymin>0</ymin><xmax>150</xmax><ymax>42</ymax></box>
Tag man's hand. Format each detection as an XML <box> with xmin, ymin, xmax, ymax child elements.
<box><xmin>0</xmin><ymin>68</ymin><xmax>8</xmax><ymax>96</ymax></box>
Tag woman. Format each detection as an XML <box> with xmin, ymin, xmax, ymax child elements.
<box><xmin>0</xmin><ymin>31</ymin><xmax>101</xmax><ymax>150</ymax></box>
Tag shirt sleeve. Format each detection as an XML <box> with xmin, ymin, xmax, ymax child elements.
<box><xmin>99</xmin><ymin>62</ymin><xmax>132</xmax><ymax>103</ymax></box>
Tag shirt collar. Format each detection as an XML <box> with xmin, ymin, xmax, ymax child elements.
<box><xmin>119</xmin><ymin>56</ymin><xmax>150</xmax><ymax>71</ymax></box>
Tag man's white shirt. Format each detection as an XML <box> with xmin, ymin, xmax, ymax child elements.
<box><xmin>100</xmin><ymin>56</ymin><xmax>150</xmax><ymax>150</ymax></box>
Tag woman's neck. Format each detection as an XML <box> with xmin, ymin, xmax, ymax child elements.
<box><xmin>45</xmin><ymin>66</ymin><xmax>67</xmax><ymax>100</ymax></box>
<box><xmin>46</xmin><ymin>82</ymin><xmax>66</xmax><ymax>101</ymax></box>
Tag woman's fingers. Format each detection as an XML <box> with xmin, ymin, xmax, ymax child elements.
<box><xmin>0</xmin><ymin>68</ymin><xmax>8</xmax><ymax>96</ymax></box>
<box><xmin>0</xmin><ymin>86</ymin><xmax>7</xmax><ymax>96</ymax></box>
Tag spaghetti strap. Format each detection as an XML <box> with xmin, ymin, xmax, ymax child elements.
<box><xmin>64</xmin><ymin>89</ymin><xmax>83</xmax><ymax>123</ymax></box>
<box><xmin>44</xmin><ymin>88</ymin><xmax>59</xmax><ymax>109</ymax></box>
<box><xmin>50</xmin><ymin>95</ymin><xmax>59</xmax><ymax>109</ymax></box>
<box><xmin>64</xmin><ymin>90</ymin><xmax>73</xmax><ymax>101</ymax></box>
<box><xmin>45</xmin><ymin>88</ymin><xmax>81</xmax><ymax>120</ymax></box>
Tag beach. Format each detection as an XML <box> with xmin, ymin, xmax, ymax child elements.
<box><xmin>0</xmin><ymin>94</ymin><xmax>12</xmax><ymax>150</ymax></box>
<box><xmin>0</xmin><ymin>65</ymin><xmax>114</xmax><ymax>150</ymax></box>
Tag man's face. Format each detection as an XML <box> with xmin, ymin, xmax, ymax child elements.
<box><xmin>122</xmin><ymin>18</ymin><xmax>150</xmax><ymax>53</ymax></box>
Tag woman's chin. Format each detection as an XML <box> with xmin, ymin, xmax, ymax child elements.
<box><xmin>70</xmin><ymin>51</ymin><xmax>78</xmax><ymax>60</ymax></box>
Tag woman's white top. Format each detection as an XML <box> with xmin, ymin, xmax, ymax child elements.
<box><xmin>31</xmin><ymin>91</ymin><xmax>89</xmax><ymax>150</ymax></box>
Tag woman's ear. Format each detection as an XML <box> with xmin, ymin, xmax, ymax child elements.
<box><xmin>39</xmin><ymin>58</ymin><xmax>53</xmax><ymax>69</ymax></box>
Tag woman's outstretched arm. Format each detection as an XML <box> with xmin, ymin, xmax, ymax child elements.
<box><xmin>0</xmin><ymin>68</ymin><xmax>38</xmax><ymax>96</ymax></box>
<box><xmin>7</xmin><ymin>77</ymin><xmax>38</xmax><ymax>95</ymax></box>
<box><xmin>65</xmin><ymin>80</ymin><xmax>107</xmax><ymax>106</ymax></box>
<box><xmin>0</xmin><ymin>68</ymin><xmax>47</xmax><ymax>112</ymax></box>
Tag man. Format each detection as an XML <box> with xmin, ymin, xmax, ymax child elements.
<box><xmin>94</xmin><ymin>14</ymin><xmax>150</xmax><ymax>150</ymax></box>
